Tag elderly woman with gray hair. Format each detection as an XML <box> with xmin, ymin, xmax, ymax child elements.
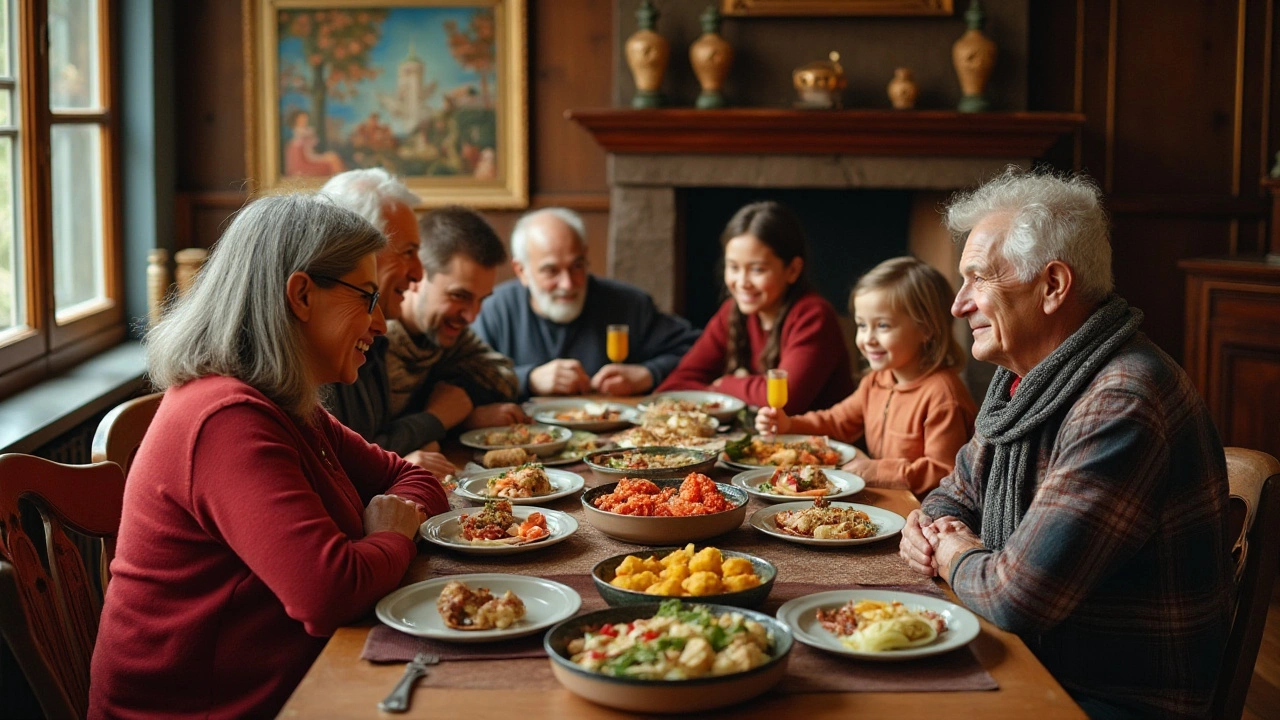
<box><xmin>89</xmin><ymin>194</ymin><xmax>449</xmax><ymax>719</ymax></box>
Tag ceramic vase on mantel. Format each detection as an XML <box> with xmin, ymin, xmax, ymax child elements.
<box><xmin>952</xmin><ymin>0</ymin><xmax>996</xmax><ymax>112</ymax></box>
<box><xmin>887</xmin><ymin>67</ymin><xmax>918</xmax><ymax>109</ymax></box>
<box><xmin>625</xmin><ymin>0</ymin><xmax>669</xmax><ymax>109</ymax></box>
<box><xmin>690</xmin><ymin>5</ymin><xmax>733</xmax><ymax>109</ymax></box>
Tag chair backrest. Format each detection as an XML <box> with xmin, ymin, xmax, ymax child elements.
<box><xmin>90</xmin><ymin>392</ymin><xmax>162</xmax><ymax>476</ymax></box>
<box><xmin>0</xmin><ymin>454</ymin><xmax>126</xmax><ymax>720</ymax></box>
<box><xmin>1213</xmin><ymin>447</ymin><xmax>1280</xmax><ymax>719</ymax></box>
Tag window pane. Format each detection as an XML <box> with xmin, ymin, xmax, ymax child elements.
<box><xmin>49</xmin><ymin>0</ymin><xmax>98</xmax><ymax>109</ymax></box>
<box><xmin>0</xmin><ymin>0</ymin><xmax>10</xmax><ymax>77</ymax></box>
<box><xmin>0</xmin><ymin>135</ymin><xmax>20</xmax><ymax>331</ymax></box>
<box><xmin>51</xmin><ymin>124</ymin><xmax>103</xmax><ymax>315</ymax></box>
<box><xmin>0</xmin><ymin>90</ymin><xmax>9</xmax><ymax>125</ymax></box>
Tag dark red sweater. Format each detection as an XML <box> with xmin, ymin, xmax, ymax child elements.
<box><xmin>89</xmin><ymin>376</ymin><xmax>448</xmax><ymax>719</ymax></box>
<box><xmin>658</xmin><ymin>292</ymin><xmax>855</xmax><ymax>413</ymax></box>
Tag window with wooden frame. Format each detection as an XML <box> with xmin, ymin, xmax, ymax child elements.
<box><xmin>0</xmin><ymin>0</ymin><xmax>121</xmax><ymax>398</ymax></box>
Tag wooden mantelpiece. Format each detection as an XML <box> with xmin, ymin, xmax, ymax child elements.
<box><xmin>565</xmin><ymin>108</ymin><xmax>1085</xmax><ymax>157</ymax></box>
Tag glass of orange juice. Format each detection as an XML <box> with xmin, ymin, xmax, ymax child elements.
<box><xmin>606</xmin><ymin>324</ymin><xmax>629</xmax><ymax>363</ymax></box>
<box><xmin>766</xmin><ymin>369</ymin><xmax>788</xmax><ymax>409</ymax></box>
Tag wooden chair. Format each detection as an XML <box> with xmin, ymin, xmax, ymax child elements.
<box><xmin>0</xmin><ymin>454</ymin><xmax>126</xmax><ymax>719</ymax></box>
<box><xmin>90</xmin><ymin>392</ymin><xmax>162</xmax><ymax>476</ymax></box>
<box><xmin>1213</xmin><ymin>447</ymin><xmax>1280</xmax><ymax>719</ymax></box>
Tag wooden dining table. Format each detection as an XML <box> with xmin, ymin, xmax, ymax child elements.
<box><xmin>278</xmin><ymin>400</ymin><xmax>1086</xmax><ymax>719</ymax></box>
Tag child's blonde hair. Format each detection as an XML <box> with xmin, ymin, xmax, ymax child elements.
<box><xmin>850</xmin><ymin>256</ymin><xmax>964</xmax><ymax>376</ymax></box>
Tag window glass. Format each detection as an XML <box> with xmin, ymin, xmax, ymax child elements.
<box><xmin>51</xmin><ymin>124</ymin><xmax>103</xmax><ymax>315</ymax></box>
<box><xmin>0</xmin><ymin>135</ymin><xmax>20</xmax><ymax>331</ymax></box>
<box><xmin>48</xmin><ymin>0</ymin><xmax>98</xmax><ymax>110</ymax></box>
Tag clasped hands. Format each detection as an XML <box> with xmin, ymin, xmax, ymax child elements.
<box><xmin>899</xmin><ymin>509</ymin><xmax>985</xmax><ymax>581</ymax></box>
<box><xmin>528</xmin><ymin>358</ymin><xmax>653</xmax><ymax>397</ymax></box>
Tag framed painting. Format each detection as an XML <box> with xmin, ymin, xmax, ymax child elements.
<box><xmin>244</xmin><ymin>0</ymin><xmax>528</xmax><ymax>208</ymax></box>
<box><xmin>721</xmin><ymin>0</ymin><xmax>952</xmax><ymax>16</ymax></box>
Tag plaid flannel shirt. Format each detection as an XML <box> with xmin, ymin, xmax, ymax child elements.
<box><xmin>922</xmin><ymin>334</ymin><xmax>1232</xmax><ymax>718</ymax></box>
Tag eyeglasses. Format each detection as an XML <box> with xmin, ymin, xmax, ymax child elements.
<box><xmin>312</xmin><ymin>275</ymin><xmax>380</xmax><ymax>315</ymax></box>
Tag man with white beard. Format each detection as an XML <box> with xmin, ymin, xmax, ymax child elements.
<box><xmin>473</xmin><ymin>208</ymin><xmax>700</xmax><ymax>398</ymax></box>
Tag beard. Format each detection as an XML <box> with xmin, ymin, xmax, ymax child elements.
<box><xmin>530</xmin><ymin>284</ymin><xmax>587</xmax><ymax>324</ymax></box>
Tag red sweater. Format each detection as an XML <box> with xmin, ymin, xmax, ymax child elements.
<box><xmin>658</xmin><ymin>292</ymin><xmax>855</xmax><ymax>413</ymax></box>
<box><xmin>89</xmin><ymin>376</ymin><xmax>448</xmax><ymax>719</ymax></box>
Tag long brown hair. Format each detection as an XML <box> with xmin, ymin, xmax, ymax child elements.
<box><xmin>851</xmin><ymin>256</ymin><xmax>965</xmax><ymax>376</ymax></box>
<box><xmin>720</xmin><ymin>201</ymin><xmax>813</xmax><ymax>374</ymax></box>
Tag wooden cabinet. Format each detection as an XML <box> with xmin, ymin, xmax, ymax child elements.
<box><xmin>1181</xmin><ymin>257</ymin><xmax>1280</xmax><ymax>459</ymax></box>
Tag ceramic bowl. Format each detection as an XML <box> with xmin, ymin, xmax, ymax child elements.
<box><xmin>580</xmin><ymin>479</ymin><xmax>749</xmax><ymax>544</ymax></box>
<box><xmin>544</xmin><ymin>602</ymin><xmax>793</xmax><ymax>713</ymax></box>
<box><xmin>591</xmin><ymin>547</ymin><xmax>776</xmax><ymax>609</ymax></box>
<box><xmin>582</xmin><ymin>446</ymin><xmax>717</xmax><ymax>482</ymax></box>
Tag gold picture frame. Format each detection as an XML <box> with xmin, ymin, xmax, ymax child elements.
<box><xmin>244</xmin><ymin>0</ymin><xmax>528</xmax><ymax>208</ymax></box>
<box><xmin>721</xmin><ymin>0</ymin><xmax>952</xmax><ymax>16</ymax></box>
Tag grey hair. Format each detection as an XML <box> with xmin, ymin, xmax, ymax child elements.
<box><xmin>510</xmin><ymin>207</ymin><xmax>586</xmax><ymax>263</ymax></box>
<box><xmin>145</xmin><ymin>194</ymin><xmax>386</xmax><ymax>422</ymax></box>
<box><xmin>319</xmin><ymin>168</ymin><xmax>420</xmax><ymax>233</ymax></box>
<box><xmin>945</xmin><ymin>167</ymin><xmax>1114</xmax><ymax>304</ymax></box>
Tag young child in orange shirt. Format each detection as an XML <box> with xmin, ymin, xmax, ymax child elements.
<box><xmin>755</xmin><ymin>256</ymin><xmax>977</xmax><ymax>497</ymax></box>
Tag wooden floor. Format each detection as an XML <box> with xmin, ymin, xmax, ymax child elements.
<box><xmin>1245</xmin><ymin>580</ymin><xmax>1280</xmax><ymax>720</ymax></box>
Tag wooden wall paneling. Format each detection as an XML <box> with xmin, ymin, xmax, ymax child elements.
<box><xmin>173</xmin><ymin>0</ymin><xmax>247</xmax><ymax>191</ymax></box>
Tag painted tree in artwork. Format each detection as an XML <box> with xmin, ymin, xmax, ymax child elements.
<box><xmin>278</xmin><ymin>10</ymin><xmax>388</xmax><ymax>149</ymax></box>
<box><xmin>443</xmin><ymin>9</ymin><xmax>496</xmax><ymax>107</ymax></box>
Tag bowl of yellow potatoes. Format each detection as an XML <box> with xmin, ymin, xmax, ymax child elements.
<box><xmin>591</xmin><ymin>545</ymin><xmax>777</xmax><ymax>610</ymax></box>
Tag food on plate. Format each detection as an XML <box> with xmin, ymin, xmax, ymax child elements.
<box><xmin>592</xmin><ymin>474</ymin><xmax>734</xmax><ymax>517</ymax></box>
<box><xmin>610</xmin><ymin>425</ymin><xmax>725</xmax><ymax>452</ymax></box>
<box><xmin>815</xmin><ymin>598</ymin><xmax>947</xmax><ymax>652</ymax></box>
<box><xmin>436</xmin><ymin>580</ymin><xmax>527</xmax><ymax>631</ymax></box>
<box><xmin>481</xmin><ymin>424</ymin><xmax>555</xmax><ymax>446</ymax></box>
<box><xmin>636</xmin><ymin>409</ymin><xmax>718</xmax><ymax>438</ymax></box>
<box><xmin>772</xmin><ymin>497</ymin><xmax>878</xmax><ymax>539</ymax></box>
<box><xmin>601</xmin><ymin>450</ymin><xmax>703</xmax><ymax>470</ymax></box>
<box><xmin>459</xmin><ymin>499</ymin><xmax>550</xmax><ymax>545</ymax></box>
<box><xmin>553</xmin><ymin>402</ymin><xmax>623</xmax><ymax>422</ymax></box>
<box><xmin>645</xmin><ymin>398</ymin><xmax>726</xmax><ymax>415</ymax></box>
<box><xmin>727</xmin><ymin>435</ymin><xmax>842</xmax><ymax>467</ymax></box>
<box><xmin>486</xmin><ymin>463</ymin><xmax>553</xmax><ymax>498</ymax></box>
<box><xmin>567</xmin><ymin>599</ymin><xmax>772</xmax><ymax>679</ymax></box>
<box><xmin>610</xmin><ymin>544</ymin><xmax>762</xmax><ymax>596</ymax></box>
<box><xmin>756</xmin><ymin>465</ymin><xmax>835</xmax><ymax>496</ymax></box>
<box><xmin>482</xmin><ymin>447</ymin><xmax>537</xmax><ymax>469</ymax></box>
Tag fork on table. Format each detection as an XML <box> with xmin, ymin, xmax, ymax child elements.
<box><xmin>377</xmin><ymin>651</ymin><xmax>440</xmax><ymax>713</ymax></box>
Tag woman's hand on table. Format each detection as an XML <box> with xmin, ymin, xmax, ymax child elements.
<box><xmin>900</xmin><ymin>509</ymin><xmax>939</xmax><ymax>576</ymax></box>
<box><xmin>364</xmin><ymin>494</ymin><xmax>426</xmax><ymax>540</ymax></box>
<box><xmin>463</xmin><ymin>402</ymin><xmax>530</xmax><ymax>430</ymax></box>
<box><xmin>403</xmin><ymin>450</ymin><xmax>457</xmax><ymax>483</ymax></box>
<box><xmin>590</xmin><ymin>363</ymin><xmax>654</xmax><ymax>396</ymax></box>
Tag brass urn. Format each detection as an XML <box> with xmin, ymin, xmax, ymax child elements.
<box><xmin>792</xmin><ymin>51</ymin><xmax>846</xmax><ymax>109</ymax></box>
<box><xmin>625</xmin><ymin>0</ymin><xmax>669</xmax><ymax>109</ymax></box>
<box><xmin>689</xmin><ymin>5</ymin><xmax>733</xmax><ymax>109</ymax></box>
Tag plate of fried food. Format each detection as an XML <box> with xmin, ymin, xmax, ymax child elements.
<box><xmin>478</xmin><ymin>430</ymin><xmax>611</xmax><ymax>468</ymax></box>
<box><xmin>459</xmin><ymin>423</ymin><xmax>572</xmax><ymax>457</ymax></box>
<box><xmin>591</xmin><ymin>544</ymin><xmax>776</xmax><ymax>609</ymax></box>
<box><xmin>775</xmin><ymin>589</ymin><xmax>980</xmax><ymax>661</ymax></box>
<box><xmin>721</xmin><ymin>434</ymin><xmax>856</xmax><ymax>471</ymax></box>
<box><xmin>420</xmin><ymin>499</ymin><xmax>578</xmax><ymax>555</ymax></box>
<box><xmin>637</xmin><ymin>391</ymin><xmax>746</xmax><ymax>423</ymax></box>
<box><xmin>529</xmin><ymin>399</ymin><xmax>640</xmax><ymax>432</ymax></box>
<box><xmin>748</xmin><ymin>497</ymin><xmax>905</xmax><ymax>546</ymax></box>
<box><xmin>610</xmin><ymin>408</ymin><xmax>726</xmax><ymax>453</ymax></box>
<box><xmin>452</xmin><ymin>464</ymin><xmax>586</xmax><ymax>505</ymax></box>
<box><xmin>730</xmin><ymin>465</ymin><xmax>865</xmax><ymax>503</ymax></box>
<box><xmin>376</xmin><ymin>573</ymin><xmax>583</xmax><ymax>643</ymax></box>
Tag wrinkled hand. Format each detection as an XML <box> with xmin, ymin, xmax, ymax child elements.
<box><xmin>424</xmin><ymin>382</ymin><xmax>473</xmax><ymax>430</ymax></box>
<box><xmin>529</xmin><ymin>359</ymin><xmax>591</xmax><ymax>396</ymax></box>
<box><xmin>464</xmin><ymin>402</ymin><xmax>531</xmax><ymax>429</ymax></box>
<box><xmin>899</xmin><ymin>509</ymin><xmax>938</xmax><ymax>576</ymax></box>
<box><xmin>754</xmin><ymin>407</ymin><xmax>791</xmax><ymax>436</ymax></box>
<box><xmin>364</xmin><ymin>494</ymin><xmax>425</xmax><ymax>540</ymax></box>
<box><xmin>590</xmin><ymin>363</ymin><xmax>654</xmax><ymax>396</ymax></box>
<box><xmin>403</xmin><ymin>449</ymin><xmax>457</xmax><ymax>483</ymax></box>
<box><xmin>926</xmin><ymin>518</ymin><xmax>983</xmax><ymax>583</ymax></box>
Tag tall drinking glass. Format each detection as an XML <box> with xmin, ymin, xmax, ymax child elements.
<box><xmin>766</xmin><ymin>369</ymin><xmax>788</xmax><ymax>410</ymax></box>
<box><xmin>606</xmin><ymin>324</ymin><xmax>629</xmax><ymax>363</ymax></box>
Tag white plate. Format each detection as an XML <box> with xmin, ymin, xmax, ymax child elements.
<box><xmin>528</xmin><ymin>400</ymin><xmax>640</xmax><ymax>432</ymax></box>
<box><xmin>730</xmin><ymin>467</ymin><xmax>866</xmax><ymax>503</ymax></box>
<box><xmin>748</xmin><ymin>501</ymin><xmax>905</xmax><ymax>546</ymax></box>
<box><xmin>458</xmin><ymin>424</ymin><xmax>572</xmax><ymax>457</ymax></box>
<box><xmin>376</xmin><ymin>573</ymin><xmax>582</xmax><ymax>643</ymax></box>
<box><xmin>637</xmin><ymin>390</ymin><xmax>745</xmax><ymax>423</ymax></box>
<box><xmin>776</xmin><ymin>589</ymin><xmax>981</xmax><ymax>661</ymax></box>
<box><xmin>453</xmin><ymin>467</ymin><xmax>585</xmax><ymax>505</ymax></box>
<box><xmin>420</xmin><ymin>506</ymin><xmax>578</xmax><ymax>555</ymax></box>
<box><xmin>721</xmin><ymin>434</ymin><xmax>857</xmax><ymax>471</ymax></box>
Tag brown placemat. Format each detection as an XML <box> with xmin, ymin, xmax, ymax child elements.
<box><xmin>365</xmin><ymin>575</ymin><xmax>995</xmax><ymax>694</ymax></box>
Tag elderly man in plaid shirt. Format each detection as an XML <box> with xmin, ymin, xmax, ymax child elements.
<box><xmin>901</xmin><ymin>169</ymin><xmax>1231</xmax><ymax>720</ymax></box>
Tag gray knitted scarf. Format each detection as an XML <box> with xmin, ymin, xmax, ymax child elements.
<box><xmin>976</xmin><ymin>294</ymin><xmax>1142</xmax><ymax>550</ymax></box>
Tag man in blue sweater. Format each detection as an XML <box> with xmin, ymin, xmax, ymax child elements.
<box><xmin>472</xmin><ymin>208</ymin><xmax>700</xmax><ymax>399</ymax></box>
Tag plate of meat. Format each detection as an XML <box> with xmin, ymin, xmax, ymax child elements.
<box><xmin>748</xmin><ymin>498</ymin><xmax>905</xmax><ymax>546</ymax></box>
<box><xmin>376</xmin><ymin>574</ymin><xmax>582</xmax><ymax>643</ymax></box>
<box><xmin>420</xmin><ymin>500</ymin><xmax>578</xmax><ymax>555</ymax></box>
<box><xmin>452</xmin><ymin>464</ymin><xmax>586</xmax><ymax>505</ymax></box>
